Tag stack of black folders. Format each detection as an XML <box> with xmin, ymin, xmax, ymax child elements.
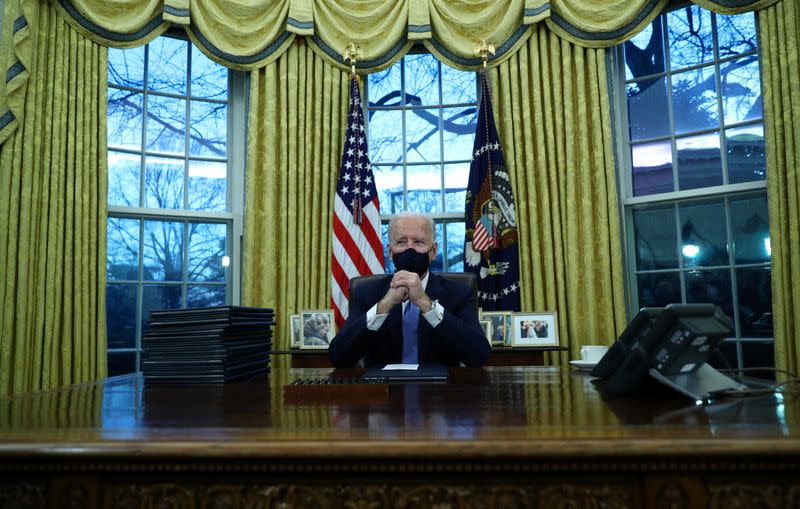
<box><xmin>142</xmin><ymin>306</ymin><xmax>275</xmax><ymax>383</ymax></box>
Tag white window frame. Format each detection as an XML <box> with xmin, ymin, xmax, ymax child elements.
<box><xmin>609</xmin><ymin>6</ymin><xmax>771</xmax><ymax>370</ymax></box>
<box><xmin>105</xmin><ymin>33</ymin><xmax>246</xmax><ymax>373</ymax></box>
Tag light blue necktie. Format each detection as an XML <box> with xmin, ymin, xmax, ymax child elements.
<box><xmin>401</xmin><ymin>301</ymin><xmax>420</xmax><ymax>364</ymax></box>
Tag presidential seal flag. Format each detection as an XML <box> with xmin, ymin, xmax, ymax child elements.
<box><xmin>331</xmin><ymin>76</ymin><xmax>385</xmax><ymax>328</ymax></box>
<box><xmin>464</xmin><ymin>71</ymin><xmax>521</xmax><ymax>312</ymax></box>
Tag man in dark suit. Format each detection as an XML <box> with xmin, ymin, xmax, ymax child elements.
<box><xmin>329</xmin><ymin>212</ymin><xmax>490</xmax><ymax>368</ymax></box>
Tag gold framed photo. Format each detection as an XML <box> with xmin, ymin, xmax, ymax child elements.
<box><xmin>299</xmin><ymin>310</ymin><xmax>334</xmax><ymax>349</ymax></box>
<box><xmin>480</xmin><ymin>310</ymin><xmax>512</xmax><ymax>347</ymax></box>
<box><xmin>479</xmin><ymin>319</ymin><xmax>493</xmax><ymax>346</ymax></box>
<box><xmin>290</xmin><ymin>314</ymin><xmax>301</xmax><ymax>348</ymax></box>
<box><xmin>510</xmin><ymin>312</ymin><xmax>558</xmax><ymax>347</ymax></box>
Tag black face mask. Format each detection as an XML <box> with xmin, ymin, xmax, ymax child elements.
<box><xmin>392</xmin><ymin>248</ymin><xmax>432</xmax><ymax>276</ymax></box>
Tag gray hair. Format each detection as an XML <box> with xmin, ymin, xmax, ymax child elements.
<box><xmin>388</xmin><ymin>212</ymin><xmax>436</xmax><ymax>242</ymax></box>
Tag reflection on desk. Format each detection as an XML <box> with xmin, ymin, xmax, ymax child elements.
<box><xmin>0</xmin><ymin>367</ymin><xmax>799</xmax><ymax>508</ymax></box>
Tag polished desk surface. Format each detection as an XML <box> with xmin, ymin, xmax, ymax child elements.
<box><xmin>1</xmin><ymin>366</ymin><xmax>799</xmax><ymax>459</ymax></box>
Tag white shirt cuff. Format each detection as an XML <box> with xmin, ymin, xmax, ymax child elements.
<box><xmin>366</xmin><ymin>303</ymin><xmax>388</xmax><ymax>330</ymax></box>
<box><xmin>421</xmin><ymin>299</ymin><xmax>444</xmax><ymax>328</ymax></box>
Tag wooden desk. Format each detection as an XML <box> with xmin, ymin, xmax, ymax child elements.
<box><xmin>1</xmin><ymin>367</ymin><xmax>799</xmax><ymax>508</ymax></box>
<box><xmin>282</xmin><ymin>346</ymin><xmax>566</xmax><ymax>368</ymax></box>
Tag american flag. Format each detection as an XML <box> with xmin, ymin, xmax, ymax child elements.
<box><xmin>330</xmin><ymin>76</ymin><xmax>385</xmax><ymax>328</ymax></box>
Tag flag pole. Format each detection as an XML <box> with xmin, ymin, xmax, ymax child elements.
<box><xmin>343</xmin><ymin>43</ymin><xmax>363</xmax><ymax>223</ymax></box>
<box><xmin>474</xmin><ymin>40</ymin><xmax>498</xmax><ymax>255</ymax></box>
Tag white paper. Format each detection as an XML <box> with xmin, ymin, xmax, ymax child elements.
<box><xmin>382</xmin><ymin>364</ymin><xmax>419</xmax><ymax>370</ymax></box>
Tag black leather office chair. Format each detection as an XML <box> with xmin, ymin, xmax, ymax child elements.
<box><xmin>348</xmin><ymin>272</ymin><xmax>479</xmax><ymax>315</ymax></box>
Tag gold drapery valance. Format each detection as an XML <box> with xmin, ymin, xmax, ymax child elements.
<box><xmin>1</xmin><ymin>0</ymin><xmax>778</xmax><ymax>145</ymax></box>
<box><xmin>37</xmin><ymin>0</ymin><xmax>786</xmax><ymax>68</ymax></box>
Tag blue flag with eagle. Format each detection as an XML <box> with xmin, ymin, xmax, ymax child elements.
<box><xmin>463</xmin><ymin>71</ymin><xmax>521</xmax><ymax>311</ymax></box>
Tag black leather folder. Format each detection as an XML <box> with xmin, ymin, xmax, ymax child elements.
<box><xmin>362</xmin><ymin>363</ymin><xmax>449</xmax><ymax>382</ymax></box>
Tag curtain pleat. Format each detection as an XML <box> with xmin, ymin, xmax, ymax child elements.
<box><xmin>242</xmin><ymin>40</ymin><xmax>348</xmax><ymax>348</ymax></box>
<box><xmin>761</xmin><ymin>0</ymin><xmax>800</xmax><ymax>375</ymax></box>
<box><xmin>0</xmin><ymin>4</ymin><xmax>107</xmax><ymax>396</ymax></box>
<box><xmin>490</xmin><ymin>26</ymin><xmax>627</xmax><ymax>362</ymax></box>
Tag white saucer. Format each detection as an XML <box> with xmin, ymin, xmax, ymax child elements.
<box><xmin>569</xmin><ymin>359</ymin><xmax>598</xmax><ymax>371</ymax></box>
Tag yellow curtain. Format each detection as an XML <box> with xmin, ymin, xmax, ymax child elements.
<box><xmin>761</xmin><ymin>0</ymin><xmax>800</xmax><ymax>374</ymax></box>
<box><xmin>489</xmin><ymin>25</ymin><xmax>627</xmax><ymax>362</ymax></box>
<box><xmin>242</xmin><ymin>39</ymin><xmax>349</xmax><ymax>348</ymax></box>
<box><xmin>0</xmin><ymin>4</ymin><xmax>107</xmax><ymax>397</ymax></box>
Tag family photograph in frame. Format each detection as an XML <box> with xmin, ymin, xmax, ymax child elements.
<box><xmin>480</xmin><ymin>311</ymin><xmax>512</xmax><ymax>346</ymax></box>
<box><xmin>299</xmin><ymin>310</ymin><xmax>335</xmax><ymax>349</ymax></box>
<box><xmin>290</xmin><ymin>314</ymin><xmax>301</xmax><ymax>348</ymax></box>
<box><xmin>479</xmin><ymin>319</ymin><xmax>493</xmax><ymax>346</ymax></box>
<box><xmin>511</xmin><ymin>312</ymin><xmax>559</xmax><ymax>347</ymax></box>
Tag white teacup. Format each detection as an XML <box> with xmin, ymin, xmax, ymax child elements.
<box><xmin>580</xmin><ymin>345</ymin><xmax>609</xmax><ymax>363</ymax></box>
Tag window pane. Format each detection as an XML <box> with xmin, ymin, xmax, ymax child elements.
<box><xmin>444</xmin><ymin>162</ymin><xmax>469</xmax><ymax>213</ymax></box>
<box><xmin>672</xmin><ymin>66</ymin><xmax>718</xmax><ymax>134</ymax></box>
<box><xmin>676</xmin><ymin>132</ymin><xmax>722</xmax><ymax>190</ymax></box>
<box><xmin>190</xmin><ymin>45</ymin><xmax>228</xmax><ymax>100</ymax></box>
<box><xmin>444</xmin><ymin>222</ymin><xmax>465</xmax><ymax>271</ymax></box>
<box><xmin>108</xmin><ymin>151</ymin><xmax>141</xmax><ymax>207</ymax></box>
<box><xmin>405</xmin><ymin>108</ymin><xmax>440</xmax><ymax>162</ymax></box>
<box><xmin>717</xmin><ymin>12</ymin><xmax>757</xmax><ymax>59</ymax></box>
<box><xmin>623</xmin><ymin>19</ymin><xmax>665</xmax><ymax>81</ymax></box>
<box><xmin>442</xmin><ymin>106</ymin><xmax>477</xmax><ymax>161</ymax></box>
<box><xmin>146</xmin><ymin>95</ymin><xmax>186</xmax><ymax>154</ymax></box>
<box><xmin>381</xmin><ymin>223</ymin><xmax>395</xmax><ymax>273</ymax></box>
<box><xmin>736</xmin><ymin>267</ymin><xmax>772</xmax><ymax>337</ymax></box>
<box><xmin>373</xmin><ymin>165</ymin><xmax>403</xmax><ymax>214</ymax></box>
<box><xmin>632</xmin><ymin>140</ymin><xmax>673</xmax><ymax>196</ymax></box>
<box><xmin>189</xmin><ymin>100</ymin><xmax>227</xmax><ymax>158</ymax></box>
<box><xmin>106</xmin><ymin>284</ymin><xmax>137</xmax><ymax>348</ymax></box>
<box><xmin>685</xmin><ymin>269</ymin><xmax>733</xmax><ymax>319</ymax></box>
<box><xmin>367</xmin><ymin>65</ymin><xmax>401</xmax><ymax>106</ymax></box>
<box><xmin>147</xmin><ymin>37</ymin><xmax>187</xmax><ymax>95</ymax></box>
<box><xmin>633</xmin><ymin>206</ymin><xmax>678</xmax><ymax>270</ymax></box>
<box><xmin>109</xmin><ymin>47</ymin><xmax>145</xmax><ymax>88</ymax></box>
<box><xmin>441</xmin><ymin>65</ymin><xmax>476</xmax><ymax>104</ymax></box>
<box><xmin>679</xmin><ymin>200</ymin><xmax>728</xmax><ymax>267</ymax></box>
<box><xmin>627</xmin><ymin>78</ymin><xmax>670</xmax><ymax>141</ymax></box>
<box><xmin>405</xmin><ymin>54</ymin><xmax>439</xmax><ymax>106</ymax></box>
<box><xmin>430</xmin><ymin>223</ymin><xmax>445</xmax><ymax>272</ymax></box>
<box><xmin>108</xmin><ymin>351</ymin><xmax>137</xmax><ymax>377</ymax></box>
<box><xmin>188</xmin><ymin>160</ymin><xmax>226</xmax><ymax>211</ymax></box>
<box><xmin>368</xmin><ymin>109</ymin><xmax>403</xmax><ymax>163</ymax></box>
<box><xmin>637</xmin><ymin>272</ymin><xmax>681</xmax><ymax>307</ymax></box>
<box><xmin>668</xmin><ymin>6</ymin><xmax>713</xmax><ymax>70</ymax></box>
<box><xmin>188</xmin><ymin>285</ymin><xmax>226</xmax><ymax>308</ymax></box>
<box><xmin>107</xmin><ymin>217</ymin><xmax>140</xmax><ymax>280</ymax></box>
<box><xmin>143</xmin><ymin>220</ymin><xmax>184</xmax><ymax>281</ymax></box>
<box><xmin>142</xmin><ymin>285</ymin><xmax>182</xmax><ymax>333</ymax></box>
<box><xmin>144</xmin><ymin>156</ymin><xmax>184</xmax><ymax>209</ymax></box>
<box><xmin>726</xmin><ymin>124</ymin><xmax>766</xmax><ymax>184</ymax></box>
<box><xmin>108</xmin><ymin>89</ymin><xmax>143</xmax><ymax>150</ymax></box>
<box><xmin>721</xmin><ymin>56</ymin><xmax>762</xmax><ymax>125</ymax></box>
<box><xmin>407</xmin><ymin>165</ymin><xmax>442</xmax><ymax>214</ymax></box>
<box><xmin>730</xmin><ymin>194</ymin><xmax>770</xmax><ymax>264</ymax></box>
<box><xmin>188</xmin><ymin>222</ymin><xmax>226</xmax><ymax>282</ymax></box>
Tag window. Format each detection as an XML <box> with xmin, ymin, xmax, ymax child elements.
<box><xmin>616</xmin><ymin>6</ymin><xmax>771</xmax><ymax>370</ymax></box>
<box><xmin>366</xmin><ymin>52</ymin><xmax>478</xmax><ymax>272</ymax></box>
<box><xmin>106</xmin><ymin>35</ymin><xmax>244</xmax><ymax>376</ymax></box>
